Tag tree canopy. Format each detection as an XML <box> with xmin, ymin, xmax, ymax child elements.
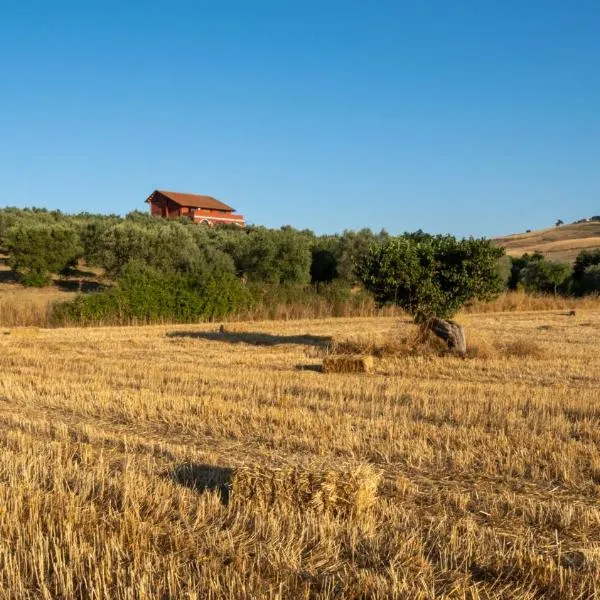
<box><xmin>6</xmin><ymin>223</ymin><xmax>82</xmax><ymax>286</ymax></box>
<box><xmin>356</xmin><ymin>234</ymin><xmax>505</xmax><ymax>320</ymax></box>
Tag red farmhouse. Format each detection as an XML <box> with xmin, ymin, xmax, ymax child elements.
<box><xmin>146</xmin><ymin>190</ymin><xmax>245</xmax><ymax>226</ymax></box>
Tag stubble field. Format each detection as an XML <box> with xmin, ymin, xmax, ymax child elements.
<box><xmin>1</xmin><ymin>311</ymin><xmax>599</xmax><ymax>599</ymax></box>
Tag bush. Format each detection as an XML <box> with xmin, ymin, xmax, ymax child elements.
<box><xmin>6</xmin><ymin>223</ymin><xmax>82</xmax><ymax>286</ymax></box>
<box><xmin>51</xmin><ymin>261</ymin><xmax>250</xmax><ymax>325</ymax></box>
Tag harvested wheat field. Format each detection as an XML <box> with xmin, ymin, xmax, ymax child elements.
<box><xmin>1</xmin><ymin>311</ymin><xmax>600</xmax><ymax>598</ymax></box>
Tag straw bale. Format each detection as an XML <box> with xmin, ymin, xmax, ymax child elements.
<box><xmin>230</xmin><ymin>464</ymin><xmax>381</xmax><ymax>516</ymax></box>
<box><xmin>322</xmin><ymin>355</ymin><xmax>374</xmax><ymax>374</ymax></box>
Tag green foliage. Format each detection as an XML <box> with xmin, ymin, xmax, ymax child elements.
<box><xmin>520</xmin><ymin>259</ymin><xmax>572</xmax><ymax>294</ymax></box>
<box><xmin>78</xmin><ymin>218</ymin><xmax>120</xmax><ymax>266</ymax></box>
<box><xmin>310</xmin><ymin>248</ymin><xmax>339</xmax><ymax>282</ymax></box>
<box><xmin>97</xmin><ymin>222</ymin><xmax>205</xmax><ymax>277</ymax></box>
<box><xmin>356</xmin><ymin>235</ymin><xmax>505</xmax><ymax>320</ymax></box>
<box><xmin>580</xmin><ymin>265</ymin><xmax>600</xmax><ymax>294</ymax></box>
<box><xmin>336</xmin><ymin>228</ymin><xmax>389</xmax><ymax>284</ymax></box>
<box><xmin>496</xmin><ymin>255</ymin><xmax>512</xmax><ymax>289</ymax></box>
<box><xmin>6</xmin><ymin>223</ymin><xmax>82</xmax><ymax>287</ymax></box>
<box><xmin>51</xmin><ymin>261</ymin><xmax>250</xmax><ymax>325</ymax></box>
<box><xmin>186</xmin><ymin>226</ymin><xmax>237</xmax><ymax>279</ymax></box>
<box><xmin>508</xmin><ymin>252</ymin><xmax>544</xmax><ymax>290</ymax></box>
<box><xmin>233</xmin><ymin>227</ymin><xmax>312</xmax><ymax>284</ymax></box>
<box><xmin>0</xmin><ymin>211</ymin><xmax>21</xmax><ymax>251</ymax></box>
<box><xmin>573</xmin><ymin>249</ymin><xmax>600</xmax><ymax>294</ymax></box>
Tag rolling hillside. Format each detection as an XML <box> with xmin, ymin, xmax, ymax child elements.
<box><xmin>495</xmin><ymin>221</ymin><xmax>600</xmax><ymax>263</ymax></box>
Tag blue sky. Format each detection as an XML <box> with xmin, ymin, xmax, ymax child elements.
<box><xmin>1</xmin><ymin>1</ymin><xmax>598</xmax><ymax>237</ymax></box>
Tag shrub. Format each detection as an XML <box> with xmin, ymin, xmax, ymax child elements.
<box><xmin>6</xmin><ymin>223</ymin><xmax>82</xmax><ymax>286</ymax></box>
<box><xmin>50</xmin><ymin>261</ymin><xmax>250</xmax><ymax>325</ymax></box>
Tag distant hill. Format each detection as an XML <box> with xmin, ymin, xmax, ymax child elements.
<box><xmin>494</xmin><ymin>221</ymin><xmax>600</xmax><ymax>263</ymax></box>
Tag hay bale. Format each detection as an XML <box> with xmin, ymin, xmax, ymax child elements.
<box><xmin>322</xmin><ymin>354</ymin><xmax>374</xmax><ymax>374</ymax></box>
<box><xmin>230</xmin><ymin>464</ymin><xmax>381</xmax><ymax>516</ymax></box>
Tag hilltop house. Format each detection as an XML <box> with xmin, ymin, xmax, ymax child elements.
<box><xmin>145</xmin><ymin>190</ymin><xmax>245</xmax><ymax>226</ymax></box>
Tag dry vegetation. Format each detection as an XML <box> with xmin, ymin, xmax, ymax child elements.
<box><xmin>1</xmin><ymin>310</ymin><xmax>600</xmax><ymax>598</ymax></box>
<box><xmin>495</xmin><ymin>221</ymin><xmax>600</xmax><ymax>262</ymax></box>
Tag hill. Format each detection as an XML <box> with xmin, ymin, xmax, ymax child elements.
<box><xmin>495</xmin><ymin>221</ymin><xmax>600</xmax><ymax>263</ymax></box>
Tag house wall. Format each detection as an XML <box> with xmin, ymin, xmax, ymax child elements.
<box><xmin>148</xmin><ymin>193</ymin><xmax>245</xmax><ymax>226</ymax></box>
<box><xmin>192</xmin><ymin>209</ymin><xmax>245</xmax><ymax>226</ymax></box>
<box><xmin>149</xmin><ymin>196</ymin><xmax>182</xmax><ymax>218</ymax></box>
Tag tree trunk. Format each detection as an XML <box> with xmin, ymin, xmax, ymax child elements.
<box><xmin>427</xmin><ymin>317</ymin><xmax>467</xmax><ymax>357</ymax></box>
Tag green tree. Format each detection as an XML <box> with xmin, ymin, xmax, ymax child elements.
<box><xmin>520</xmin><ymin>260</ymin><xmax>572</xmax><ymax>295</ymax></box>
<box><xmin>97</xmin><ymin>221</ymin><xmax>206</xmax><ymax>277</ymax></box>
<box><xmin>356</xmin><ymin>235</ymin><xmax>505</xmax><ymax>355</ymax></box>
<box><xmin>580</xmin><ymin>265</ymin><xmax>600</xmax><ymax>295</ymax></box>
<box><xmin>233</xmin><ymin>227</ymin><xmax>312</xmax><ymax>284</ymax></box>
<box><xmin>187</xmin><ymin>225</ymin><xmax>236</xmax><ymax>278</ymax></box>
<box><xmin>6</xmin><ymin>223</ymin><xmax>82</xmax><ymax>286</ymax></box>
<box><xmin>508</xmin><ymin>251</ymin><xmax>544</xmax><ymax>290</ymax></box>
<box><xmin>337</xmin><ymin>228</ymin><xmax>389</xmax><ymax>284</ymax></box>
<box><xmin>572</xmin><ymin>249</ymin><xmax>600</xmax><ymax>294</ymax></box>
<box><xmin>311</xmin><ymin>247</ymin><xmax>339</xmax><ymax>283</ymax></box>
<box><xmin>356</xmin><ymin>234</ymin><xmax>505</xmax><ymax>321</ymax></box>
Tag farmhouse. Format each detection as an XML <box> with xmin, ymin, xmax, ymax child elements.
<box><xmin>145</xmin><ymin>190</ymin><xmax>245</xmax><ymax>226</ymax></box>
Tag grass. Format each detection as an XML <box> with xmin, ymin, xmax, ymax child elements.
<box><xmin>0</xmin><ymin>311</ymin><xmax>599</xmax><ymax>597</ymax></box>
<box><xmin>327</xmin><ymin>324</ymin><xmax>547</xmax><ymax>361</ymax></box>
<box><xmin>463</xmin><ymin>290</ymin><xmax>599</xmax><ymax>313</ymax></box>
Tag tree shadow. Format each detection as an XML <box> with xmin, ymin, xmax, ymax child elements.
<box><xmin>54</xmin><ymin>280</ymin><xmax>106</xmax><ymax>293</ymax></box>
<box><xmin>169</xmin><ymin>463</ymin><xmax>234</xmax><ymax>505</ymax></box>
<box><xmin>60</xmin><ymin>267</ymin><xmax>98</xmax><ymax>278</ymax></box>
<box><xmin>295</xmin><ymin>363</ymin><xmax>323</xmax><ymax>373</ymax></box>
<box><xmin>168</xmin><ymin>330</ymin><xmax>331</xmax><ymax>347</ymax></box>
<box><xmin>0</xmin><ymin>270</ymin><xmax>19</xmax><ymax>283</ymax></box>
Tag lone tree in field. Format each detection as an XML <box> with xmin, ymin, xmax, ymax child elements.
<box><xmin>356</xmin><ymin>234</ymin><xmax>505</xmax><ymax>356</ymax></box>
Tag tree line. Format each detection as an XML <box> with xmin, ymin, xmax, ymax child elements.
<box><xmin>0</xmin><ymin>207</ymin><xmax>598</xmax><ymax>325</ymax></box>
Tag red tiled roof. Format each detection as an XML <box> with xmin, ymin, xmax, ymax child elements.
<box><xmin>146</xmin><ymin>190</ymin><xmax>235</xmax><ymax>212</ymax></box>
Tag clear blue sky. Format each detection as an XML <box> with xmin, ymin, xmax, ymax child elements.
<box><xmin>1</xmin><ymin>1</ymin><xmax>598</xmax><ymax>237</ymax></box>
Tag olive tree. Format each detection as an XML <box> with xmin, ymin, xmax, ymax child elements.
<box><xmin>6</xmin><ymin>223</ymin><xmax>82</xmax><ymax>286</ymax></box>
<box><xmin>520</xmin><ymin>259</ymin><xmax>572</xmax><ymax>295</ymax></box>
<box><xmin>572</xmin><ymin>249</ymin><xmax>600</xmax><ymax>295</ymax></box>
<box><xmin>356</xmin><ymin>234</ymin><xmax>505</xmax><ymax>355</ymax></box>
